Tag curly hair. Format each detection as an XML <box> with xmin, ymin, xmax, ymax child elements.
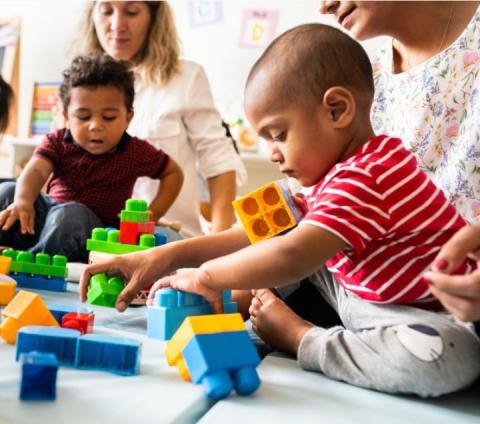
<box><xmin>59</xmin><ymin>53</ymin><xmax>135</xmax><ymax>112</ymax></box>
<box><xmin>0</xmin><ymin>75</ymin><xmax>13</xmax><ymax>134</ymax></box>
<box><xmin>73</xmin><ymin>1</ymin><xmax>180</xmax><ymax>86</ymax></box>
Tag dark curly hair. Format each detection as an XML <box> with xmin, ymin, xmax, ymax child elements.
<box><xmin>0</xmin><ymin>75</ymin><xmax>13</xmax><ymax>134</ymax></box>
<box><xmin>59</xmin><ymin>53</ymin><xmax>135</xmax><ymax>112</ymax></box>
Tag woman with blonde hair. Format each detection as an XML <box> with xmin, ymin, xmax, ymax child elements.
<box><xmin>73</xmin><ymin>1</ymin><xmax>245</xmax><ymax>238</ymax></box>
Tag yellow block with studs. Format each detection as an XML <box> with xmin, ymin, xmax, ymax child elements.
<box><xmin>0</xmin><ymin>280</ymin><xmax>16</xmax><ymax>305</ymax></box>
<box><xmin>0</xmin><ymin>255</ymin><xmax>12</xmax><ymax>275</ymax></box>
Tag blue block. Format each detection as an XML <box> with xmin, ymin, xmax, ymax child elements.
<box><xmin>147</xmin><ymin>289</ymin><xmax>238</xmax><ymax>341</ymax></box>
<box><xmin>154</xmin><ymin>231</ymin><xmax>168</xmax><ymax>246</ymax></box>
<box><xmin>47</xmin><ymin>303</ymin><xmax>93</xmax><ymax>324</ymax></box>
<box><xmin>182</xmin><ymin>331</ymin><xmax>261</xmax><ymax>399</ymax></box>
<box><xmin>75</xmin><ymin>334</ymin><xmax>141</xmax><ymax>376</ymax></box>
<box><xmin>20</xmin><ymin>351</ymin><xmax>59</xmax><ymax>401</ymax></box>
<box><xmin>12</xmin><ymin>272</ymin><xmax>67</xmax><ymax>292</ymax></box>
<box><xmin>16</xmin><ymin>326</ymin><xmax>81</xmax><ymax>366</ymax></box>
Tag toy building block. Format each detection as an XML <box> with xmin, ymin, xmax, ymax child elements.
<box><xmin>75</xmin><ymin>334</ymin><xmax>141</xmax><ymax>376</ymax></box>
<box><xmin>120</xmin><ymin>221</ymin><xmax>155</xmax><ymax>245</ymax></box>
<box><xmin>86</xmin><ymin>228</ymin><xmax>155</xmax><ymax>255</ymax></box>
<box><xmin>182</xmin><ymin>330</ymin><xmax>261</xmax><ymax>399</ymax></box>
<box><xmin>2</xmin><ymin>250</ymin><xmax>67</xmax><ymax>278</ymax></box>
<box><xmin>119</xmin><ymin>199</ymin><xmax>151</xmax><ymax>223</ymax></box>
<box><xmin>154</xmin><ymin>231</ymin><xmax>168</xmax><ymax>246</ymax></box>
<box><xmin>0</xmin><ymin>280</ymin><xmax>16</xmax><ymax>305</ymax></box>
<box><xmin>16</xmin><ymin>326</ymin><xmax>81</xmax><ymax>366</ymax></box>
<box><xmin>166</xmin><ymin>313</ymin><xmax>247</xmax><ymax>381</ymax></box>
<box><xmin>19</xmin><ymin>351</ymin><xmax>59</xmax><ymax>401</ymax></box>
<box><xmin>87</xmin><ymin>273</ymin><xmax>124</xmax><ymax>308</ymax></box>
<box><xmin>148</xmin><ymin>289</ymin><xmax>238</xmax><ymax>341</ymax></box>
<box><xmin>0</xmin><ymin>254</ymin><xmax>12</xmax><ymax>274</ymax></box>
<box><xmin>47</xmin><ymin>303</ymin><xmax>93</xmax><ymax>324</ymax></box>
<box><xmin>0</xmin><ymin>290</ymin><xmax>59</xmax><ymax>344</ymax></box>
<box><xmin>232</xmin><ymin>179</ymin><xmax>302</xmax><ymax>244</ymax></box>
<box><xmin>12</xmin><ymin>274</ymin><xmax>67</xmax><ymax>292</ymax></box>
<box><xmin>61</xmin><ymin>312</ymin><xmax>94</xmax><ymax>335</ymax></box>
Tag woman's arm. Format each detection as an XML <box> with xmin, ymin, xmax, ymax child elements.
<box><xmin>207</xmin><ymin>170</ymin><xmax>236</xmax><ymax>232</ymax></box>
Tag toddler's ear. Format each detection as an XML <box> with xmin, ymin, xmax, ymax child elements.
<box><xmin>322</xmin><ymin>86</ymin><xmax>355</xmax><ymax>128</ymax></box>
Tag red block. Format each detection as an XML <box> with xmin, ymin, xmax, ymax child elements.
<box><xmin>61</xmin><ymin>312</ymin><xmax>95</xmax><ymax>335</ymax></box>
<box><xmin>120</xmin><ymin>222</ymin><xmax>140</xmax><ymax>244</ymax></box>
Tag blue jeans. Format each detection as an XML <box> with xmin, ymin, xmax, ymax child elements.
<box><xmin>0</xmin><ymin>182</ymin><xmax>103</xmax><ymax>262</ymax></box>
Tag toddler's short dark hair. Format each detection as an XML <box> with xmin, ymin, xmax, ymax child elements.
<box><xmin>247</xmin><ymin>23</ymin><xmax>374</xmax><ymax>109</ymax></box>
<box><xmin>59</xmin><ymin>53</ymin><xmax>135</xmax><ymax>112</ymax></box>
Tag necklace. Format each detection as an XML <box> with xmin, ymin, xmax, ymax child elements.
<box><xmin>396</xmin><ymin>2</ymin><xmax>454</xmax><ymax>71</ymax></box>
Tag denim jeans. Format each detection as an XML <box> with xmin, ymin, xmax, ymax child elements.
<box><xmin>0</xmin><ymin>182</ymin><xmax>103</xmax><ymax>262</ymax></box>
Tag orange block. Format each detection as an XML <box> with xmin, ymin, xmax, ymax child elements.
<box><xmin>0</xmin><ymin>280</ymin><xmax>16</xmax><ymax>305</ymax></box>
<box><xmin>0</xmin><ymin>290</ymin><xmax>59</xmax><ymax>344</ymax></box>
<box><xmin>0</xmin><ymin>255</ymin><xmax>12</xmax><ymax>274</ymax></box>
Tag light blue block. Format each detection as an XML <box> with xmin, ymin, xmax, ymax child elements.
<box><xmin>75</xmin><ymin>334</ymin><xmax>141</xmax><ymax>376</ymax></box>
<box><xmin>16</xmin><ymin>326</ymin><xmax>80</xmax><ymax>366</ymax></box>
<box><xmin>20</xmin><ymin>351</ymin><xmax>59</xmax><ymax>401</ymax></box>
<box><xmin>182</xmin><ymin>331</ymin><xmax>261</xmax><ymax>399</ymax></box>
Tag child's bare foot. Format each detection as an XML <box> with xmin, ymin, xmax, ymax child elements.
<box><xmin>249</xmin><ymin>288</ymin><xmax>313</xmax><ymax>355</ymax></box>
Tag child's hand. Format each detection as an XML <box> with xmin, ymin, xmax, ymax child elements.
<box><xmin>0</xmin><ymin>201</ymin><xmax>35</xmax><ymax>234</ymax></box>
<box><xmin>147</xmin><ymin>267</ymin><xmax>225</xmax><ymax>314</ymax></box>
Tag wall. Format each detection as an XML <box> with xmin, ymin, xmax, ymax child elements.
<box><xmin>0</xmin><ymin>0</ymin><xmax>387</xmax><ymax>139</ymax></box>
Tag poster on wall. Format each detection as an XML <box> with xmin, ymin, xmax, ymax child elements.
<box><xmin>239</xmin><ymin>9</ymin><xmax>279</xmax><ymax>48</ymax></box>
<box><xmin>188</xmin><ymin>0</ymin><xmax>223</xmax><ymax>27</ymax></box>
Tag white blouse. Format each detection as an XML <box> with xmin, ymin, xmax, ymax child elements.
<box><xmin>129</xmin><ymin>60</ymin><xmax>246</xmax><ymax>237</ymax></box>
<box><xmin>371</xmin><ymin>8</ymin><xmax>480</xmax><ymax>223</ymax></box>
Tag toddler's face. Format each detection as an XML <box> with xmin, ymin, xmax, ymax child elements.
<box><xmin>64</xmin><ymin>85</ymin><xmax>133</xmax><ymax>155</ymax></box>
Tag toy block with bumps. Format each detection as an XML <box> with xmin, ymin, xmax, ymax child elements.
<box><xmin>19</xmin><ymin>351</ymin><xmax>59</xmax><ymax>401</ymax></box>
<box><xmin>147</xmin><ymin>288</ymin><xmax>238</xmax><ymax>341</ymax></box>
<box><xmin>61</xmin><ymin>312</ymin><xmax>95</xmax><ymax>335</ymax></box>
<box><xmin>87</xmin><ymin>227</ymin><xmax>156</xmax><ymax>255</ymax></box>
<box><xmin>166</xmin><ymin>313</ymin><xmax>261</xmax><ymax>399</ymax></box>
<box><xmin>0</xmin><ymin>278</ymin><xmax>16</xmax><ymax>305</ymax></box>
<box><xmin>233</xmin><ymin>179</ymin><xmax>303</xmax><ymax>244</ymax></box>
<box><xmin>2</xmin><ymin>250</ymin><xmax>67</xmax><ymax>292</ymax></box>
<box><xmin>87</xmin><ymin>273</ymin><xmax>124</xmax><ymax>308</ymax></box>
<box><xmin>0</xmin><ymin>290</ymin><xmax>59</xmax><ymax>344</ymax></box>
<box><xmin>0</xmin><ymin>254</ymin><xmax>12</xmax><ymax>274</ymax></box>
<box><xmin>16</xmin><ymin>326</ymin><xmax>81</xmax><ymax>366</ymax></box>
<box><xmin>47</xmin><ymin>303</ymin><xmax>93</xmax><ymax>324</ymax></box>
<box><xmin>75</xmin><ymin>334</ymin><xmax>141</xmax><ymax>376</ymax></box>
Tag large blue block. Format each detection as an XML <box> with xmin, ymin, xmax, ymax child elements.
<box><xmin>182</xmin><ymin>331</ymin><xmax>261</xmax><ymax>399</ymax></box>
<box><xmin>75</xmin><ymin>334</ymin><xmax>141</xmax><ymax>376</ymax></box>
<box><xmin>20</xmin><ymin>351</ymin><xmax>59</xmax><ymax>401</ymax></box>
<box><xmin>47</xmin><ymin>303</ymin><xmax>93</xmax><ymax>324</ymax></box>
<box><xmin>16</xmin><ymin>326</ymin><xmax>81</xmax><ymax>366</ymax></box>
<box><xmin>147</xmin><ymin>289</ymin><xmax>237</xmax><ymax>341</ymax></box>
<box><xmin>13</xmin><ymin>272</ymin><xmax>67</xmax><ymax>292</ymax></box>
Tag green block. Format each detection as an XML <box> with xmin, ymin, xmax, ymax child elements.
<box><xmin>2</xmin><ymin>250</ymin><xmax>67</xmax><ymax>278</ymax></box>
<box><xmin>120</xmin><ymin>210</ymin><xmax>151</xmax><ymax>223</ymax></box>
<box><xmin>87</xmin><ymin>273</ymin><xmax>124</xmax><ymax>308</ymax></box>
<box><xmin>125</xmin><ymin>199</ymin><xmax>148</xmax><ymax>212</ymax></box>
<box><xmin>86</xmin><ymin>227</ymin><xmax>155</xmax><ymax>254</ymax></box>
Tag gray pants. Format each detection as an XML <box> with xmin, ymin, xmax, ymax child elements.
<box><xmin>293</xmin><ymin>267</ymin><xmax>480</xmax><ymax>397</ymax></box>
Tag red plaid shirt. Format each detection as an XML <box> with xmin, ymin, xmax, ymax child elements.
<box><xmin>34</xmin><ymin>129</ymin><xmax>170</xmax><ymax>226</ymax></box>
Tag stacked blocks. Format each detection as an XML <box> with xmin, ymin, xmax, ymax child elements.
<box><xmin>232</xmin><ymin>179</ymin><xmax>302</xmax><ymax>244</ymax></box>
<box><xmin>87</xmin><ymin>273</ymin><xmax>124</xmax><ymax>308</ymax></box>
<box><xmin>20</xmin><ymin>351</ymin><xmax>59</xmax><ymax>401</ymax></box>
<box><xmin>0</xmin><ymin>290</ymin><xmax>59</xmax><ymax>344</ymax></box>
<box><xmin>75</xmin><ymin>334</ymin><xmax>141</xmax><ymax>376</ymax></box>
<box><xmin>61</xmin><ymin>312</ymin><xmax>95</xmax><ymax>335</ymax></box>
<box><xmin>86</xmin><ymin>227</ymin><xmax>155</xmax><ymax>255</ymax></box>
<box><xmin>166</xmin><ymin>313</ymin><xmax>261</xmax><ymax>399</ymax></box>
<box><xmin>2</xmin><ymin>250</ymin><xmax>67</xmax><ymax>292</ymax></box>
<box><xmin>147</xmin><ymin>288</ymin><xmax>238</xmax><ymax>341</ymax></box>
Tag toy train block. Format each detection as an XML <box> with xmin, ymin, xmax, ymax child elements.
<box><xmin>75</xmin><ymin>334</ymin><xmax>141</xmax><ymax>376</ymax></box>
<box><xmin>165</xmin><ymin>313</ymin><xmax>247</xmax><ymax>378</ymax></box>
<box><xmin>120</xmin><ymin>199</ymin><xmax>151</xmax><ymax>223</ymax></box>
<box><xmin>119</xmin><ymin>221</ymin><xmax>155</xmax><ymax>245</ymax></box>
<box><xmin>16</xmin><ymin>326</ymin><xmax>81</xmax><ymax>366</ymax></box>
<box><xmin>0</xmin><ymin>279</ymin><xmax>16</xmax><ymax>305</ymax></box>
<box><xmin>61</xmin><ymin>312</ymin><xmax>95</xmax><ymax>335</ymax></box>
<box><xmin>148</xmin><ymin>289</ymin><xmax>238</xmax><ymax>341</ymax></box>
<box><xmin>87</xmin><ymin>273</ymin><xmax>124</xmax><ymax>308</ymax></box>
<box><xmin>0</xmin><ymin>290</ymin><xmax>59</xmax><ymax>344</ymax></box>
<box><xmin>232</xmin><ymin>179</ymin><xmax>302</xmax><ymax>244</ymax></box>
<box><xmin>182</xmin><ymin>331</ymin><xmax>261</xmax><ymax>399</ymax></box>
<box><xmin>86</xmin><ymin>227</ymin><xmax>155</xmax><ymax>255</ymax></box>
<box><xmin>0</xmin><ymin>255</ymin><xmax>12</xmax><ymax>274</ymax></box>
<box><xmin>20</xmin><ymin>351</ymin><xmax>59</xmax><ymax>401</ymax></box>
<box><xmin>2</xmin><ymin>250</ymin><xmax>67</xmax><ymax>278</ymax></box>
<box><xmin>47</xmin><ymin>303</ymin><xmax>93</xmax><ymax>324</ymax></box>
<box><xmin>13</xmin><ymin>273</ymin><xmax>66</xmax><ymax>292</ymax></box>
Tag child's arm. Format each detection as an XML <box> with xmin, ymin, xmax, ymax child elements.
<box><xmin>149</xmin><ymin>157</ymin><xmax>184</xmax><ymax>223</ymax></box>
<box><xmin>147</xmin><ymin>224</ymin><xmax>347</xmax><ymax>312</ymax></box>
<box><xmin>0</xmin><ymin>156</ymin><xmax>53</xmax><ymax>234</ymax></box>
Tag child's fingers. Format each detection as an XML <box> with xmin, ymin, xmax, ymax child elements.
<box><xmin>2</xmin><ymin>212</ymin><xmax>18</xmax><ymax>231</ymax></box>
<box><xmin>116</xmin><ymin>274</ymin><xmax>163</xmax><ymax>312</ymax></box>
<box><xmin>19</xmin><ymin>212</ymin><xmax>34</xmax><ymax>235</ymax></box>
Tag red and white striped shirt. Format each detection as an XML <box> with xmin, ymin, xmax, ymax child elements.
<box><xmin>301</xmin><ymin>135</ymin><xmax>474</xmax><ymax>305</ymax></box>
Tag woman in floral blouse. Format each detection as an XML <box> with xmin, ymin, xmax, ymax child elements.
<box><xmin>320</xmin><ymin>1</ymin><xmax>480</xmax><ymax>323</ymax></box>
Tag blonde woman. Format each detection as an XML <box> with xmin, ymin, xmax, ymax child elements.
<box><xmin>73</xmin><ymin>1</ymin><xmax>245</xmax><ymax>238</ymax></box>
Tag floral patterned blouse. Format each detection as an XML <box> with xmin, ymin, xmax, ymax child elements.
<box><xmin>371</xmin><ymin>8</ymin><xmax>480</xmax><ymax>223</ymax></box>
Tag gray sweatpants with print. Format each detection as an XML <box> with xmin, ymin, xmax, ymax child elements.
<box><xmin>288</xmin><ymin>267</ymin><xmax>480</xmax><ymax>397</ymax></box>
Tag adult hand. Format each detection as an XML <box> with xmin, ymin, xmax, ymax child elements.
<box><xmin>0</xmin><ymin>201</ymin><xmax>35</xmax><ymax>234</ymax></box>
<box><xmin>147</xmin><ymin>267</ymin><xmax>224</xmax><ymax>314</ymax></box>
<box><xmin>425</xmin><ymin>224</ymin><xmax>480</xmax><ymax>321</ymax></box>
<box><xmin>79</xmin><ymin>248</ymin><xmax>172</xmax><ymax>312</ymax></box>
